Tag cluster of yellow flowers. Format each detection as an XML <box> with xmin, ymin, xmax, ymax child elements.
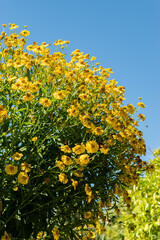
<box><xmin>5</xmin><ymin>152</ymin><xmax>30</xmax><ymax>185</ymax></box>
<box><xmin>0</xmin><ymin>24</ymin><xmax>149</xmax><ymax>239</ymax></box>
<box><xmin>0</xmin><ymin>104</ymin><xmax>10</xmax><ymax>122</ymax></box>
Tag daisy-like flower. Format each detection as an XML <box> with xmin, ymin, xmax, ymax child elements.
<box><xmin>93</xmin><ymin>127</ymin><xmax>104</xmax><ymax>135</ymax></box>
<box><xmin>79</xmin><ymin>154</ymin><xmax>90</xmax><ymax>165</ymax></box>
<box><xmin>138</xmin><ymin>114</ymin><xmax>145</xmax><ymax>121</ymax></box>
<box><xmin>100</xmin><ymin>145</ymin><xmax>109</xmax><ymax>154</ymax></box>
<box><xmin>56</xmin><ymin>161</ymin><xmax>65</xmax><ymax>170</ymax></box>
<box><xmin>86</xmin><ymin>140</ymin><xmax>99</xmax><ymax>153</ymax></box>
<box><xmin>53</xmin><ymin>90</ymin><xmax>66</xmax><ymax>100</ymax></box>
<box><xmin>84</xmin><ymin>211</ymin><xmax>92</xmax><ymax>219</ymax></box>
<box><xmin>21</xmin><ymin>162</ymin><xmax>31</xmax><ymax>172</ymax></box>
<box><xmin>10</xmin><ymin>24</ymin><xmax>19</xmax><ymax>30</ymax></box>
<box><xmin>60</xmin><ymin>145</ymin><xmax>71</xmax><ymax>153</ymax></box>
<box><xmin>83</xmin><ymin>120</ymin><xmax>95</xmax><ymax>129</ymax></box>
<box><xmin>137</xmin><ymin>102</ymin><xmax>146</xmax><ymax>108</ymax></box>
<box><xmin>67</xmin><ymin>105</ymin><xmax>79</xmax><ymax>117</ymax></box>
<box><xmin>58</xmin><ymin>173</ymin><xmax>68</xmax><ymax>184</ymax></box>
<box><xmin>20</xmin><ymin>30</ymin><xmax>30</xmax><ymax>37</ymax></box>
<box><xmin>26</xmin><ymin>45</ymin><xmax>34</xmax><ymax>51</ymax></box>
<box><xmin>11</xmin><ymin>82</ymin><xmax>21</xmax><ymax>90</ymax></box>
<box><xmin>39</xmin><ymin>98</ymin><xmax>51</xmax><ymax>107</ymax></box>
<box><xmin>127</xmin><ymin>104</ymin><xmax>135</xmax><ymax>114</ymax></box>
<box><xmin>90</xmin><ymin>56</ymin><xmax>96</xmax><ymax>61</ymax></box>
<box><xmin>23</xmin><ymin>92</ymin><xmax>35</xmax><ymax>101</ymax></box>
<box><xmin>61</xmin><ymin>155</ymin><xmax>72</xmax><ymax>166</ymax></box>
<box><xmin>78</xmin><ymin>93</ymin><xmax>89</xmax><ymax>101</ymax></box>
<box><xmin>52</xmin><ymin>227</ymin><xmax>60</xmax><ymax>240</ymax></box>
<box><xmin>5</xmin><ymin>164</ymin><xmax>18</xmax><ymax>175</ymax></box>
<box><xmin>72</xmin><ymin>143</ymin><xmax>85</xmax><ymax>155</ymax></box>
<box><xmin>18</xmin><ymin>172</ymin><xmax>29</xmax><ymax>185</ymax></box>
<box><xmin>11</xmin><ymin>152</ymin><xmax>23</xmax><ymax>160</ymax></box>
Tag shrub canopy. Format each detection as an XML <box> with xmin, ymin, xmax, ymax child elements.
<box><xmin>0</xmin><ymin>24</ymin><xmax>149</xmax><ymax>239</ymax></box>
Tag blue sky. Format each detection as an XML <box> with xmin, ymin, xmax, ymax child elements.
<box><xmin>1</xmin><ymin>0</ymin><xmax>159</xmax><ymax>161</ymax></box>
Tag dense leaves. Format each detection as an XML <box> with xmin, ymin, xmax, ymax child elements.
<box><xmin>99</xmin><ymin>148</ymin><xmax>159</xmax><ymax>240</ymax></box>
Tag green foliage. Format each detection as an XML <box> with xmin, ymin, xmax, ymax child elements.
<box><xmin>100</xmin><ymin>147</ymin><xmax>160</xmax><ymax>240</ymax></box>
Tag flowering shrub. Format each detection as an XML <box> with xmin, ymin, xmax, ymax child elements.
<box><xmin>0</xmin><ymin>24</ymin><xmax>150</xmax><ymax>239</ymax></box>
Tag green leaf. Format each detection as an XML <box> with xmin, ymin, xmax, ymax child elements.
<box><xmin>19</xmin><ymin>146</ymin><xmax>27</xmax><ymax>151</ymax></box>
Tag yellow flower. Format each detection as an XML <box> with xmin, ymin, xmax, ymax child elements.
<box><xmin>1</xmin><ymin>231</ymin><xmax>12</xmax><ymax>240</ymax></box>
<box><xmin>53</xmin><ymin>90</ymin><xmax>66</xmax><ymax>100</ymax></box>
<box><xmin>21</xmin><ymin>162</ymin><xmax>31</xmax><ymax>172</ymax></box>
<box><xmin>39</xmin><ymin>98</ymin><xmax>51</xmax><ymax>107</ymax></box>
<box><xmin>32</xmin><ymin>137</ymin><xmax>38</xmax><ymax>141</ymax></box>
<box><xmin>138</xmin><ymin>114</ymin><xmax>145</xmax><ymax>121</ymax></box>
<box><xmin>87</xmin><ymin>231</ymin><xmax>95</xmax><ymax>239</ymax></box>
<box><xmin>10</xmin><ymin>24</ymin><xmax>19</xmax><ymax>30</ymax></box>
<box><xmin>60</xmin><ymin>145</ymin><xmax>71</xmax><ymax>153</ymax></box>
<box><xmin>18</xmin><ymin>172</ymin><xmax>29</xmax><ymax>184</ymax></box>
<box><xmin>52</xmin><ymin>227</ymin><xmax>60</xmax><ymax>240</ymax></box>
<box><xmin>11</xmin><ymin>82</ymin><xmax>21</xmax><ymax>90</ymax></box>
<box><xmin>58</xmin><ymin>173</ymin><xmax>68</xmax><ymax>184</ymax></box>
<box><xmin>5</xmin><ymin>164</ymin><xmax>18</xmax><ymax>175</ymax></box>
<box><xmin>23</xmin><ymin>92</ymin><xmax>35</xmax><ymax>101</ymax></box>
<box><xmin>100</xmin><ymin>145</ymin><xmax>109</xmax><ymax>154</ymax></box>
<box><xmin>71</xmin><ymin>179</ymin><xmax>78</xmax><ymax>190</ymax></box>
<box><xmin>20</xmin><ymin>30</ymin><xmax>30</xmax><ymax>37</ymax></box>
<box><xmin>93</xmin><ymin>127</ymin><xmax>104</xmax><ymax>135</ymax></box>
<box><xmin>86</xmin><ymin>140</ymin><xmax>99</xmax><ymax>153</ymax></box>
<box><xmin>72</xmin><ymin>143</ymin><xmax>85</xmax><ymax>155</ymax></box>
<box><xmin>11</xmin><ymin>152</ymin><xmax>23</xmax><ymax>160</ymax></box>
<box><xmin>137</xmin><ymin>102</ymin><xmax>146</xmax><ymax>108</ymax></box>
<box><xmin>26</xmin><ymin>45</ymin><xmax>34</xmax><ymax>51</ymax></box>
<box><xmin>79</xmin><ymin>154</ymin><xmax>90</xmax><ymax>165</ymax></box>
<box><xmin>7</xmin><ymin>76</ymin><xmax>17</xmax><ymax>82</ymax></box>
<box><xmin>56</xmin><ymin>161</ymin><xmax>65</xmax><ymax>170</ymax></box>
<box><xmin>36</xmin><ymin>231</ymin><xmax>47</xmax><ymax>239</ymax></box>
<box><xmin>90</xmin><ymin>56</ymin><xmax>96</xmax><ymax>61</ymax></box>
<box><xmin>13</xmin><ymin>186</ymin><xmax>18</xmax><ymax>191</ymax></box>
<box><xmin>84</xmin><ymin>120</ymin><xmax>95</xmax><ymax>129</ymax></box>
<box><xmin>127</xmin><ymin>104</ymin><xmax>135</xmax><ymax>114</ymax></box>
<box><xmin>29</xmin><ymin>83</ymin><xmax>39</xmax><ymax>93</ymax></box>
<box><xmin>84</xmin><ymin>211</ymin><xmax>92</xmax><ymax>219</ymax></box>
<box><xmin>61</xmin><ymin>155</ymin><xmax>72</xmax><ymax>166</ymax></box>
<box><xmin>73</xmin><ymin>171</ymin><xmax>83</xmax><ymax>178</ymax></box>
<box><xmin>85</xmin><ymin>183</ymin><xmax>92</xmax><ymax>196</ymax></box>
<box><xmin>78</xmin><ymin>93</ymin><xmax>89</xmax><ymax>101</ymax></box>
<box><xmin>67</xmin><ymin>105</ymin><xmax>79</xmax><ymax>117</ymax></box>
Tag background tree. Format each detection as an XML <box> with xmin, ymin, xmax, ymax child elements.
<box><xmin>97</xmin><ymin>147</ymin><xmax>160</xmax><ymax>240</ymax></box>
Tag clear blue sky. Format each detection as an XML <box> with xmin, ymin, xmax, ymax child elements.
<box><xmin>1</xmin><ymin>0</ymin><xmax>159</xmax><ymax>161</ymax></box>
